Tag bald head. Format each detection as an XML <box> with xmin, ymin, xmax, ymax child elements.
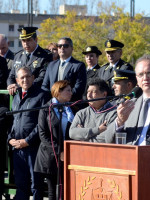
<box><xmin>0</xmin><ymin>34</ymin><xmax>9</xmax><ymax>57</ymax></box>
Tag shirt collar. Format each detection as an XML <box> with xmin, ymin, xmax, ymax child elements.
<box><xmin>60</xmin><ymin>56</ymin><xmax>71</xmax><ymax>63</ymax></box>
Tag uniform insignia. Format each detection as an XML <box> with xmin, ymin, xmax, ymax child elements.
<box><xmin>22</xmin><ymin>30</ymin><xmax>26</xmax><ymax>35</ymax></box>
<box><xmin>107</xmin><ymin>41</ymin><xmax>111</xmax><ymax>48</ymax></box>
<box><xmin>116</xmin><ymin>66</ymin><xmax>119</xmax><ymax>69</ymax></box>
<box><xmin>86</xmin><ymin>47</ymin><xmax>91</xmax><ymax>52</ymax></box>
<box><xmin>114</xmin><ymin>71</ymin><xmax>117</xmax><ymax>77</ymax></box>
<box><xmin>33</xmin><ymin>60</ymin><xmax>38</xmax><ymax>68</ymax></box>
<box><xmin>93</xmin><ymin>69</ymin><xmax>96</xmax><ymax>71</ymax></box>
<box><xmin>37</xmin><ymin>52</ymin><xmax>41</xmax><ymax>54</ymax></box>
<box><xmin>15</xmin><ymin>61</ymin><xmax>21</xmax><ymax>64</ymax></box>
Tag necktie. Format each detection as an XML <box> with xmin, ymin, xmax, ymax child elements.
<box><xmin>61</xmin><ymin>61</ymin><xmax>65</xmax><ymax>67</ymax></box>
<box><xmin>26</xmin><ymin>53</ymin><xmax>31</xmax><ymax>62</ymax></box>
<box><xmin>22</xmin><ymin>91</ymin><xmax>27</xmax><ymax>99</ymax></box>
<box><xmin>137</xmin><ymin>98</ymin><xmax>150</xmax><ymax>145</ymax></box>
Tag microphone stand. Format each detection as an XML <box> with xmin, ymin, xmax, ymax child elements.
<box><xmin>6</xmin><ymin>95</ymin><xmax>124</xmax><ymax>115</ymax></box>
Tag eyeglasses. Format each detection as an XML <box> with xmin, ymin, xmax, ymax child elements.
<box><xmin>57</xmin><ymin>44</ymin><xmax>70</xmax><ymax>49</ymax></box>
<box><xmin>136</xmin><ymin>71</ymin><xmax>150</xmax><ymax>78</ymax></box>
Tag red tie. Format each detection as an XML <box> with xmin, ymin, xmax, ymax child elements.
<box><xmin>22</xmin><ymin>91</ymin><xmax>27</xmax><ymax>99</ymax></box>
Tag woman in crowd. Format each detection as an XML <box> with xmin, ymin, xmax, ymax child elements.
<box><xmin>34</xmin><ymin>80</ymin><xmax>74</xmax><ymax>200</ymax></box>
<box><xmin>47</xmin><ymin>42</ymin><xmax>59</xmax><ymax>61</ymax></box>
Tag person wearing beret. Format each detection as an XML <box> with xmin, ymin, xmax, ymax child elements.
<box><xmin>96</xmin><ymin>39</ymin><xmax>134</xmax><ymax>92</ymax></box>
<box><xmin>7</xmin><ymin>26</ymin><xmax>53</xmax><ymax>95</ymax></box>
<box><xmin>82</xmin><ymin>46</ymin><xmax>102</xmax><ymax>100</ymax></box>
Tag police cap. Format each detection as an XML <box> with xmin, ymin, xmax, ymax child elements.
<box><xmin>105</xmin><ymin>40</ymin><xmax>124</xmax><ymax>51</ymax></box>
<box><xmin>82</xmin><ymin>46</ymin><xmax>102</xmax><ymax>55</ymax></box>
<box><xmin>113</xmin><ymin>69</ymin><xmax>136</xmax><ymax>82</ymax></box>
<box><xmin>18</xmin><ymin>27</ymin><xmax>38</xmax><ymax>40</ymax></box>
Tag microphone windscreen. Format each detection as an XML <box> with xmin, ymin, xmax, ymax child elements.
<box><xmin>132</xmin><ymin>86</ymin><xmax>143</xmax><ymax>98</ymax></box>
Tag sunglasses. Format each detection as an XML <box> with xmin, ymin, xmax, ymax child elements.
<box><xmin>57</xmin><ymin>44</ymin><xmax>70</xmax><ymax>48</ymax></box>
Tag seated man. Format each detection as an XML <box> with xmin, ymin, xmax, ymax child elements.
<box><xmin>69</xmin><ymin>78</ymin><xmax>117</xmax><ymax>142</ymax></box>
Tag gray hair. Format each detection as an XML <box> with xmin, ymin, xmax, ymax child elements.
<box><xmin>0</xmin><ymin>34</ymin><xmax>8</xmax><ymax>42</ymax></box>
<box><xmin>58</xmin><ymin>37</ymin><xmax>73</xmax><ymax>47</ymax></box>
<box><xmin>16</xmin><ymin>67</ymin><xmax>32</xmax><ymax>77</ymax></box>
<box><xmin>135</xmin><ymin>54</ymin><xmax>150</xmax><ymax>68</ymax></box>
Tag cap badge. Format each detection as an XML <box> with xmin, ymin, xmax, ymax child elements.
<box><xmin>107</xmin><ymin>41</ymin><xmax>111</xmax><ymax>48</ymax></box>
<box><xmin>86</xmin><ymin>47</ymin><xmax>91</xmax><ymax>52</ymax></box>
<box><xmin>22</xmin><ymin>30</ymin><xmax>26</xmax><ymax>35</ymax></box>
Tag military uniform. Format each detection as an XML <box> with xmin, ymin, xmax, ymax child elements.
<box><xmin>82</xmin><ymin>46</ymin><xmax>102</xmax><ymax>100</ymax></box>
<box><xmin>7</xmin><ymin>27</ymin><xmax>52</xmax><ymax>87</ymax></box>
<box><xmin>97</xmin><ymin>59</ymin><xmax>134</xmax><ymax>88</ymax></box>
<box><xmin>7</xmin><ymin>46</ymin><xmax>52</xmax><ymax>86</ymax></box>
<box><xmin>96</xmin><ymin>40</ymin><xmax>134</xmax><ymax>90</ymax></box>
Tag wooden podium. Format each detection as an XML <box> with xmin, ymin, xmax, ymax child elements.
<box><xmin>64</xmin><ymin>141</ymin><xmax>150</xmax><ymax>200</ymax></box>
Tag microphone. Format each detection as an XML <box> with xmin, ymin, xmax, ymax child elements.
<box><xmin>124</xmin><ymin>86</ymin><xmax>143</xmax><ymax>100</ymax></box>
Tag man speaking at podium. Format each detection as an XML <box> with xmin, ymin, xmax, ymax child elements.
<box><xmin>104</xmin><ymin>54</ymin><xmax>150</xmax><ymax>145</ymax></box>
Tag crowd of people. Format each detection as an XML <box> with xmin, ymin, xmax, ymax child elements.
<box><xmin>0</xmin><ymin>25</ymin><xmax>149</xmax><ymax>200</ymax></box>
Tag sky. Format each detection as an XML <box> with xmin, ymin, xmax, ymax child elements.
<box><xmin>39</xmin><ymin>0</ymin><xmax>150</xmax><ymax>16</ymax></box>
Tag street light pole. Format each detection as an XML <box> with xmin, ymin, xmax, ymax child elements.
<box><xmin>27</xmin><ymin>0</ymin><xmax>33</xmax><ymax>26</ymax></box>
<box><xmin>130</xmin><ymin>0</ymin><xmax>135</xmax><ymax>18</ymax></box>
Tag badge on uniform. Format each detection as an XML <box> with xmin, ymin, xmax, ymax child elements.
<box><xmin>33</xmin><ymin>60</ymin><xmax>38</xmax><ymax>68</ymax></box>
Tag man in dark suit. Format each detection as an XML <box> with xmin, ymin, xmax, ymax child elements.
<box><xmin>0</xmin><ymin>34</ymin><xmax>14</xmax><ymax>74</ymax></box>
<box><xmin>42</xmin><ymin>37</ymin><xmax>87</xmax><ymax>101</ymax></box>
<box><xmin>0</xmin><ymin>56</ymin><xmax>8</xmax><ymax>89</ymax></box>
<box><xmin>96</xmin><ymin>39</ymin><xmax>134</xmax><ymax>91</ymax></box>
<box><xmin>7</xmin><ymin>27</ymin><xmax>52</xmax><ymax>95</ymax></box>
<box><xmin>100</xmin><ymin>54</ymin><xmax>150</xmax><ymax>145</ymax></box>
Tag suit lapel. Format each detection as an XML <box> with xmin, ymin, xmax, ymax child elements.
<box><xmin>125</xmin><ymin>96</ymin><xmax>143</xmax><ymax>144</ymax></box>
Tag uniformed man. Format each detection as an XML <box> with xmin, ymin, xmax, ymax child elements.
<box><xmin>82</xmin><ymin>46</ymin><xmax>102</xmax><ymax>100</ymax></box>
<box><xmin>111</xmin><ymin>68</ymin><xmax>138</xmax><ymax>105</ymax></box>
<box><xmin>112</xmin><ymin>69</ymin><xmax>137</xmax><ymax>96</ymax></box>
<box><xmin>96</xmin><ymin>39</ymin><xmax>134</xmax><ymax>91</ymax></box>
<box><xmin>7</xmin><ymin>27</ymin><xmax>52</xmax><ymax>95</ymax></box>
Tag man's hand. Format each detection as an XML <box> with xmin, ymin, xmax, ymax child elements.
<box><xmin>7</xmin><ymin>84</ymin><xmax>18</xmax><ymax>95</ymax></box>
<box><xmin>99</xmin><ymin>121</ymin><xmax>107</xmax><ymax>133</ymax></box>
<box><xmin>9</xmin><ymin>139</ymin><xmax>29</xmax><ymax>149</ymax></box>
<box><xmin>117</xmin><ymin>100</ymin><xmax>135</xmax><ymax>127</ymax></box>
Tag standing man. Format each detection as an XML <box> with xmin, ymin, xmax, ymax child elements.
<box><xmin>104</xmin><ymin>54</ymin><xmax>150</xmax><ymax>145</ymax></box>
<box><xmin>0</xmin><ymin>34</ymin><xmax>14</xmax><ymax>73</ymax></box>
<box><xmin>96</xmin><ymin>39</ymin><xmax>133</xmax><ymax>91</ymax></box>
<box><xmin>7</xmin><ymin>27</ymin><xmax>52</xmax><ymax>95</ymax></box>
<box><xmin>42</xmin><ymin>37</ymin><xmax>87</xmax><ymax>101</ymax></box>
<box><xmin>8</xmin><ymin>67</ymin><xmax>48</xmax><ymax>200</ymax></box>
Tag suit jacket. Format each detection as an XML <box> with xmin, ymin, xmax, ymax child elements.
<box><xmin>96</xmin><ymin>59</ymin><xmax>134</xmax><ymax>89</ymax></box>
<box><xmin>7</xmin><ymin>45</ymin><xmax>53</xmax><ymax>87</ymax></box>
<box><xmin>42</xmin><ymin>57</ymin><xmax>87</xmax><ymax>101</ymax></box>
<box><xmin>5</xmin><ymin>49</ymin><xmax>14</xmax><ymax>72</ymax></box>
<box><xmin>104</xmin><ymin>95</ymin><xmax>150</xmax><ymax>145</ymax></box>
<box><xmin>0</xmin><ymin>56</ymin><xmax>8</xmax><ymax>89</ymax></box>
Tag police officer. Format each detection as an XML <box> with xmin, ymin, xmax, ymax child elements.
<box><xmin>82</xmin><ymin>46</ymin><xmax>102</xmax><ymax>80</ymax></box>
<box><xmin>110</xmin><ymin>68</ymin><xmax>137</xmax><ymax>105</ymax></box>
<box><xmin>82</xmin><ymin>46</ymin><xmax>102</xmax><ymax>100</ymax></box>
<box><xmin>7</xmin><ymin>27</ymin><xmax>52</xmax><ymax>95</ymax></box>
<box><xmin>96</xmin><ymin>39</ymin><xmax>134</xmax><ymax>91</ymax></box>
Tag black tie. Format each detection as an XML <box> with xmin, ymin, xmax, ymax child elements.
<box><xmin>26</xmin><ymin>53</ymin><xmax>31</xmax><ymax>62</ymax></box>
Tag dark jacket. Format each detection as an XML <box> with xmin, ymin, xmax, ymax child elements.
<box><xmin>96</xmin><ymin>59</ymin><xmax>133</xmax><ymax>89</ymax></box>
<box><xmin>7</xmin><ymin>45</ymin><xmax>53</xmax><ymax>87</ymax></box>
<box><xmin>5</xmin><ymin>49</ymin><xmax>15</xmax><ymax>73</ymax></box>
<box><xmin>34</xmin><ymin>100</ymin><xmax>72</xmax><ymax>174</ymax></box>
<box><xmin>42</xmin><ymin>57</ymin><xmax>87</xmax><ymax>101</ymax></box>
<box><xmin>0</xmin><ymin>56</ymin><xmax>8</xmax><ymax>89</ymax></box>
<box><xmin>7</xmin><ymin>84</ymin><xmax>48</xmax><ymax>147</ymax></box>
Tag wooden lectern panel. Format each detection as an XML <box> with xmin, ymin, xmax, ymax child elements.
<box><xmin>64</xmin><ymin>141</ymin><xmax>150</xmax><ymax>200</ymax></box>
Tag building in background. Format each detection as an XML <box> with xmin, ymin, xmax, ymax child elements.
<box><xmin>59</xmin><ymin>4</ymin><xmax>87</xmax><ymax>15</ymax></box>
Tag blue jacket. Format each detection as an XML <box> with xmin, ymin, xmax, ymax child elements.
<box><xmin>8</xmin><ymin>84</ymin><xmax>48</xmax><ymax>147</ymax></box>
